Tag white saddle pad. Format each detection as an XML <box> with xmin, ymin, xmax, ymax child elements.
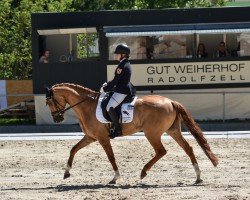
<box><xmin>96</xmin><ymin>92</ymin><xmax>137</xmax><ymax>123</ymax></box>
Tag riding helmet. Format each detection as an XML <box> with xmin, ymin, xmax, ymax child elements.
<box><xmin>114</xmin><ymin>44</ymin><xmax>130</xmax><ymax>55</ymax></box>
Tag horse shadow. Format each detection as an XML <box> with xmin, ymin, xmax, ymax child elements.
<box><xmin>56</xmin><ymin>182</ymin><xmax>207</xmax><ymax>192</ymax></box>
<box><xmin>1</xmin><ymin>182</ymin><xmax>207</xmax><ymax>192</ymax></box>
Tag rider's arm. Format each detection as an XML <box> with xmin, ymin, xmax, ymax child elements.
<box><xmin>103</xmin><ymin>67</ymin><xmax>124</xmax><ymax>91</ymax></box>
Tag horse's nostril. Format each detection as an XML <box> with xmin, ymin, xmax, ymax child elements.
<box><xmin>53</xmin><ymin>115</ymin><xmax>64</xmax><ymax>123</ymax></box>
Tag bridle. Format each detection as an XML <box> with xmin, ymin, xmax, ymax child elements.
<box><xmin>46</xmin><ymin>90</ymin><xmax>99</xmax><ymax>118</ymax></box>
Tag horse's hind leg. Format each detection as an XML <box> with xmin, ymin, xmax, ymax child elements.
<box><xmin>141</xmin><ymin>133</ymin><xmax>167</xmax><ymax>180</ymax></box>
<box><xmin>167</xmin><ymin>117</ymin><xmax>202</xmax><ymax>184</ymax></box>
<box><xmin>64</xmin><ymin>135</ymin><xmax>96</xmax><ymax>179</ymax></box>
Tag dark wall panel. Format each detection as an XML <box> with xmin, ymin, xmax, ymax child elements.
<box><xmin>33</xmin><ymin>62</ymin><xmax>106</xmax><ymax>93</ymax></box>
<box><xmin>32</xmin><ymin>7</ymin><xmax>250</xmax><ymax>29</ymax></box>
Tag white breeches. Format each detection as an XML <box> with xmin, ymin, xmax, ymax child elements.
<box><xmin>106</xmin><ymin>92</ymin><xmax>127</xmax><ymax>111</ymax></box>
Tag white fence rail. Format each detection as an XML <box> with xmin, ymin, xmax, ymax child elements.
<box><xmin>1</xmin><ymin>91</ymin><xmax>250</xmax><ymax>121</ymax></box>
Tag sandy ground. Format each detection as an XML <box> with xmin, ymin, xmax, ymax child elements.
<box><xmin>0</xmin><ymin>138</ymin><xmax>249</xmax><ymax>200</ymax></box>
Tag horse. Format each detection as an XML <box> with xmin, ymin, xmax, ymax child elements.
<box><xmin>45</xmin><ymin>83</ymin><xmax>219</xmax><ymax>184</ymax></box>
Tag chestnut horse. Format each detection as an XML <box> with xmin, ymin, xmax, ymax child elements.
<box><xmin>45</xmin><ymin>83</ymin><xmax>218</xmax><ymax>184</ymax></box>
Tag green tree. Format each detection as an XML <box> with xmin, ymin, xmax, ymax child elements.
<box><xmin>72</xmin><ymin>0</ymin><xmax>225</xmax><ymax>10</ymax></box>
<box><xmin>0</xmin><ymin>0</ymin><xmax>225</xmax><ymax>80</ymax></box>
<box><xmin>0</xmin><ymin>0</ymin><xmax>73</xmax><ymax>80</ymax></box>
<box><xmin>72</xmin><ymin>0</ymin><xmax>136</xmax><ymax>10</ymax></box>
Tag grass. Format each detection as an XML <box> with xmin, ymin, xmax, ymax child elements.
<box><xmin>0</xmin><ymin>118</ymin><xmax>36</xmax><ymax>126</ymax></box>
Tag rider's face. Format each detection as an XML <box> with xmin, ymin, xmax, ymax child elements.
<box><xmin>114</xmin><ymin>54</ymin><xmax>122</xmax><ymax>61</ymax></box>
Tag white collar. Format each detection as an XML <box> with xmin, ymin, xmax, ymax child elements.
<box><xmin>120</xmin><ymin>57</ymin><xmax>127</xmax><ymax>63</ymax></box>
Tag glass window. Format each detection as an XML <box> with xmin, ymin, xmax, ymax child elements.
<box><xmin>198</xmin><ymin>34</ymin><xmax>223</xmax><ymax>58</ymax></box>
<box><xmin>39</xmin><ymin>34</ymin><xmax>70</xmax><ymax>63</ymax></box>
<box><xmin>38</xmin><ymin>28</ymin><xmax>99</xmax><ymax>63</ymax></box>
<box><xmin>108</xmin><ymin>31</ymin><xmax>250</xmax><ymax>60</ymax></box>
<box><xmin>77</xmin><ymin>33</ymin><xmax>99</xmax><ymax>59</ymax></box>
<box><xmin>152</xmin><ymin>35</ymin><xmax>191</xmax><ymax>59</ymax></box>
<box><xmin>108</xmin><ymin>34</ymin><xmax>194</xmax><ymax>60</ymax></box>
<box><xmin>197</xmin><ymin>33</ymin><xmax>248</xmax><ymax>58</ymax></box>
<box><xmin>108</xmin><ymin>36</ymin><xmax>148</xmax><ymax>60</ymax></box>
<box><xmin>238</xmin><ymin>33</ymin><xmax>250</xmax><ymax>57</ymax></box>
<box><xmin>226</xmin><ymin>33</ymin><xmax>240</xmax><ymax>57</ymax></box>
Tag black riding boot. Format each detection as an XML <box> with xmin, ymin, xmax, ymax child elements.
<box><xmin>108</xmin><ymin>107</ymin><xmax>122</xmax><ymax>139</ymax></box>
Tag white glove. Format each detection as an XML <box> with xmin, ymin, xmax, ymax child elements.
<box><xmin>100</xmin><ymin>82</ymin><xmax>107</xmax><ymax>92</ymax></box>
<box><xmin>102</xmin><ymin>82</ymin><xmax>107</xmax><ymax>87</ymax></box>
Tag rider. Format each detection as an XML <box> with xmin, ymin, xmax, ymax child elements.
<box><xmin>103</xmin><ymin>44</ymin><xmax>136</xmax><ymax>138</ymax></box>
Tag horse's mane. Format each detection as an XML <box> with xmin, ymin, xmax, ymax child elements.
<box><xmin>52</xmin><ymin>83</ymin><xmax>100</xmax><ymax>99</ymax></box>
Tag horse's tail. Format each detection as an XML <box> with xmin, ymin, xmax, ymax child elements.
<box><xmin>171</xmin><ymin>101</ymin><xmax>219</xmax><ymax>167</ymax></box>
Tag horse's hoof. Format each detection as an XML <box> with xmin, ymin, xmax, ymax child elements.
<box><xmin>140</xmin><ymin>171</ymin><xmax>147</xmax><ymax>180</ymax></box>
<box><xmin>64</xmin><ymin>172</ymin><xmax>70</xmax><ymax>179</ymax></box>
<box><xmin>108</xmin><ymin>179</ymin><xmax>116</xmax><ymax>184</ymax></box>
<box><xmin>194</xmin><ymin>178</ymin><xmax>203</xmax><ymax>184</ymax></box>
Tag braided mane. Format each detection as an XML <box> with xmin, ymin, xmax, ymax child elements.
<box><xmin>52</xmin><ymin>83</ymin><xmax>100</xmax><ymax>98</ymax></box>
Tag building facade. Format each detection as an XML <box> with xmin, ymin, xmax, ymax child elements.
<box><xmin>31</xmin><ymin>7</ymin><xmax>250</xmax><ymax>124</ymax></box>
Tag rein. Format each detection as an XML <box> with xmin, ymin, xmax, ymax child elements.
<box><xmin>50</xmin><ymin>93</ymin><xmax>99</xmax><ymax>117</ymax></box>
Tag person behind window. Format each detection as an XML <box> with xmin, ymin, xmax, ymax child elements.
<box><xmin>103</xmin><ymin>44</ymin><xmax>136</xmax><ymax>138</ymax></box>
<box><xmin>39</xmin><ymin>50</ymin><xmax>50</xmax><ymax>63</ymax></box>
<box><xmin>217</xmin><ymin>41</ymin><xmax>229</xmax><ymax>57</ymax></box>
<box><xmin>196</xmin><ymin>43</ymin><xmax>208</xmax><ymax>58</ymax></box>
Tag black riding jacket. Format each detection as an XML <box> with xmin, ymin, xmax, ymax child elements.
<box><xmin>103</xmin><ymin>58</ymin><xmax>135</xmax><ymax>95</ymax></box>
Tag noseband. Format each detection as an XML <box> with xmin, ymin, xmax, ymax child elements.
<box><xmin>47</xmin><ymin>97</ymin><xmax>66</xmax><ymax>117</ymax></box>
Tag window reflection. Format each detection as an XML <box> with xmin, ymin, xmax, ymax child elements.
<box><xmin>108</xmin><ymin>36</ymin><xmax>148</xmax><ymax>60</ymax></box>
<box><xmin>108</xmin><ymin>34</ymin><xmax>193</xmax><ymax>60</ymax></box>
<box><xmin>152</xmin><ymin>35</ymin><xmax>187</xmax><ymax>59</ymax></box>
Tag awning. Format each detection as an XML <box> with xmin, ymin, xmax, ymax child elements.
<box><xmin>37</xmin><ymin>27</ymin><xmax>96</xmax><ymax>35</ymax></box>
<box><xmin>104</xmin><ymin>23</ymin><xmax>250</xmax><ymax>37</ymax></box>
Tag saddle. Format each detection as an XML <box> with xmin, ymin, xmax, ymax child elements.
<box><xmin>101</xmin><ymin>92</ymin><xmax>136</xmax><ymax>122</ymax></box>
<box><xmin>95</xmin><ymin>92</ymin><xmax>137</xmax><ymax>124</ymax></box>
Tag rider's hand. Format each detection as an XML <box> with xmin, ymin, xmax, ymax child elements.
<box><xmin>100</xmin><ymin>82</ymin><xmax>107</xmax><ymax>92</ymax></box>
<box><xmin>102</xmin><ymin>82</ymin><xmax>107</xmax><ymax>87</ymax></box>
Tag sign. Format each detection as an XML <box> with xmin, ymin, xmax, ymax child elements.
<box><xmin>107</xmin><ymin>61</ymin><xmax>250</xmax><ymax>88</ymax></box>
<box><xmin>0</xmin><ymin>80</ymin><xmax>7</xmax><ymax>110</ymax></box>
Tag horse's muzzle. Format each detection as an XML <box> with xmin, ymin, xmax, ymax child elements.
<box><xmin>52</xmin><ymin>113</ymin><xmax>64</xmax><ymax>123</ymax></box>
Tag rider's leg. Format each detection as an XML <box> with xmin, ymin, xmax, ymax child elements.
<box><xmin>106</xmin><ymin>92</ymin><xmax>127</xmax><ymax>138</ymax></box>
<box><xmin>108</xmin><ymin>107</ymin><xmax>122</xmax><ymax>138</ymax></box>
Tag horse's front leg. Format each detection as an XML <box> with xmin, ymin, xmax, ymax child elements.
<box><xmin>98</xmin><ymin>138</ymin><xmax>120</xmax><ymax>184</ymax></box>
<box><xmin>64</xmin><ymin>135</ymin><xmax>96</xmax><ymax>179</ymax></box>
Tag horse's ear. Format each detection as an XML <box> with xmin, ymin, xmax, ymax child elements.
<box><xmin>45</xmin><ymin>86</ymin><xmax>52</xmax><ymax>99</ymax></box>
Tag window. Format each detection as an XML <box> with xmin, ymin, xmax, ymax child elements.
<box><xmin>107</xmin><ymin>24</ymin><xmax>250</xmax><ymax>60</ymax></box>
<box><xmin>77</xmin><ymin>33</ymin><xmax>99</xmax><ymax>59</ymax></box>
<box><xmin>37</xmin><ymin>28</ymin><xmax>99</xmax><ymax>63</ymax></box>
<box><xmin>108</xmin><ymin>35</ymin><xmax>193</xmax><ymax>60</ymax></box>
<box><xmin>109</xmin><ymin>36</ymin><xmax>148</xmax><ymax>60</ymax></box>
<box><xmin>238</xmin><ymin>33</ymin><xmax>250</xmax><ymax>56</ymax></box>
<box><xmin>152</xmin><ymin>35</ymin><xmax>191</xmax><ymax>59</ymax></box>
<box><xmin>197</xmin><ymin>33</ymin><xmax>250</xmax><ymax>58</ymax></box>
<box><xmin>198</xmin><ymin>34</ymin><xmax>223</xmax><ymax>58</ymax></box>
